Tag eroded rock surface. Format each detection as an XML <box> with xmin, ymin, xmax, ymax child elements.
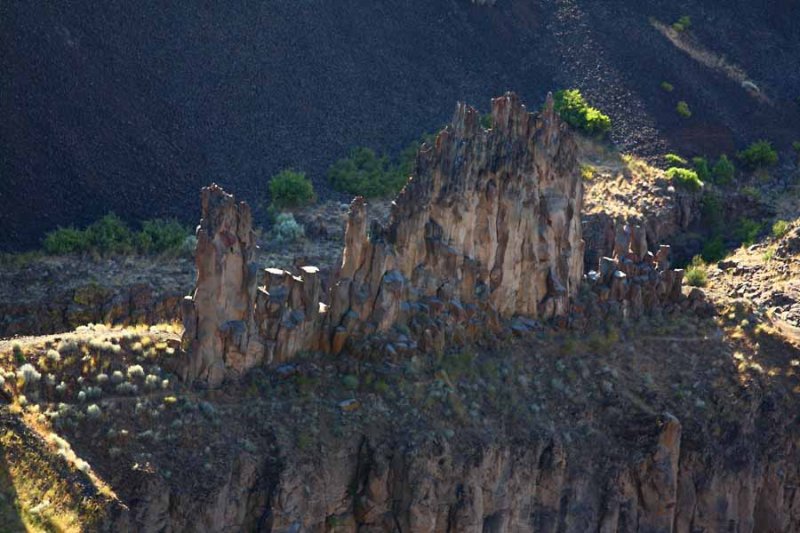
<box><xmin>181</xmin><ymin>184</ymin><xmax>261</xmax><ymax>385</ymax></box>
<box><xmin>182</xmin><ymin>93</ymin><xmax>701</xmax><ymax>387</ymax></box>
<box><xmin>328</xmin><ymin>93</ymin><xmax>584</xmax><ymax>346</ymax></box>
<box><xmin>182</xmin><ymin>94</ymin><xmax>585</xmax><ymax>385</ymax></box>
<box><xmin>0</xmin><ymin>257</ymin><xmax>192</xmax><ymax>338</ymax></box>
<box><xmin>106</xmin><ymin>411</ymin><xmax>800</xmax><ymax>533</ymax></box>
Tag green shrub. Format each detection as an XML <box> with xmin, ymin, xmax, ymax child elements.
<box><xmin>43</xmin><ymin>227</ymin><xmax>89</xmax><ymax>254</ymax></box>
<box><xmin>271</xmin><ymin>213</ymin><xmax>305</xmax><ymax>243</ymax></box>
<box><xmin>735</xmin><ymin>218</ymin><xmax>762</xmax><ymax>246</ymax></box>
<box><xmin>553</xmin><ymin>89</ymin><xmax>612</xmax><ymax>136</ymax></box>
<box><xmin>712</xmin><ymin>155</ymin><xmax>735</xmax><ymax>184</ymax></box>
<box><xmin>685</xmin><ymin>256</ymin><xmax>707</xmax><ymax>287</ymax></box>
<box><xmin>701</xmin><ymin>235</ymin><xmax>727</xmax><ymax>263</ymax></box>
<box><xmin>269</xmin><ymin>169</ymin><xmax>315</xmax><ymax>208</ymax></box>
<box><xmin>666</xmin><ymin>167</ymin><xmax>702</xmax><ymax>191</ymax></box>
<box><xmin>676</xmin><ymin>101</ymin><xmax>692</xmax><ymax>118</ymax></box>
<box><xmin>738</xmin><ymin>140</ymin><xmax>778</xmax><ymax>169</ymax></box>
<box><xmin>136</xmin><ymin>219</ymin><xmax>189</xmax><ymax>254</ymax></box>
<box><xmin>792</xmin><ymin>141</ymin><xmax>800</xmax><ymax>162</ymax></box>
<box><xmin>480</xmin><ymin>113</ymin><xmax>493</xmax><ymax>129</ymax></box>
<box><xmin>328</xmin><ymin>147</ymin><xmax>408</xmax><ymax>198</ymax></box>
<box><xmin>664</xmin><ymin>153</ymin><xmax>688</xmax><ymax>167</ymax></box>
<box><xmin>701</xmin><ymin>235</ymin><xmax>726</xmax><ymax>263</ymax></box>
<box><xmin>692</xmin><ymin>157</ymin><xmax>711</xmax><ymax>182</ymax></box>
<box><xmin>44</xmin><ymin>214</ymin><xmax>189</xmax><ymax>256</ymax></box>
<box><xmin>741</xmin><ymin>186</ymin><xmax>760</xmax><ymax>200</ymax></box>
<box><xmin>672</xmin><ymin>15</ymin><xmax>691</xmax><ymax>32</ymax></box>
<box><xmin>85</xmin><ymin>214</ymin><xmax>135</xmax><ymax>255</ymax></box>
<box><xmin>660</xmin><ymin>81</ymin><xmax>674</xmax><ymax>92</ymax></box>
<box><xmin>341</xmin><ymin>374</ymin><xmax>359</xmax><ymax>390</ymax></box>
<box><xmin>772</xmin><ymin>220</ymin><xmax>790</xmax><ymax>239</ymax></box>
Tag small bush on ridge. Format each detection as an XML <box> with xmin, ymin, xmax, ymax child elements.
<box><xmin>272</xmin><ymin>213</ymin><xmax>305</xmax><ymax>243</ymax></box>
<box><xmin>712</xmin><ymin>155</ymin><xmax>735</xmax><ymax>184</ymax></box>
<box><xmin>735</xmin><ymin>218</ymin><xmax>762</xmax><ymax>246</ymax></box>
<box><xmin>672</xmin><ymin>15</ymin><xmax>691</xmax><ymax>32</ymax></box>
<box><xmin>43</xmin><ymin>227</ymin><xmax>88</xmax><ymax>255</ymax></box>
<box><xmin>664</xmin><ymin>153</ymin><xmax>688</xmax><ymax>167</ymax></box>
<box><xmin>43</xmin><ymin>215</ymin><xmax>189</xmax><ymax>256</ymax></box>
<box><xmin>772</xmin><ymin>220</ymin><xmax>790</xmax><ymax>239</ymax></box>
<box><xmin>685</xmin><ymin>256</ymin><xmax>707</xmax><ymax>287</ymax></box>
<box><xmin>676</xmin><ymin>101</ymin><xmax>692</xmax><ymax>118</ymax></box>
<box><xmin>666</xmin><ymin>167</ymin><xmax>702</xmax><ymax>191</ymax></box>
<box><xmin>553</xmin><ymin>89</ymin><xmax>611</xmax><ymax>136</ymax></box>
<box><xmin>701</xmin><ymin>235</ymin><xmax>726</xmax><ymax>263</ymax></box>
<box><xmin>692</xmin><ymin>157</ymin><xmax>711</xmax><ymax>182</ymax></box>
<box><xmin>328</xmin><ymin>147</ymin><xmax>408</xmax><ymax>198</ymax></box>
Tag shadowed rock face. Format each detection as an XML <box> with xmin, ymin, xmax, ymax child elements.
<box><xmin>181</xmin><ymin>93</ymin><xmax>584</xmax><ymax>386</ymax></box>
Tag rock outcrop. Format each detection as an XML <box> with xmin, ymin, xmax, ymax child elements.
<box><xmin>0</xmin><ymin>258</ymin><xmax>191</xmax><ymax>338</ymax></box>
<box><xmin>181</xmin><ymin>185</ymin><xmax>262</xmax><ymax>385</ymax></box>
<box><xmin>182</xmin><ymin>94</ymin><xmax>584</xmax><ymax>385</ymax></box>
<box><xmin>181</xmin><ymin>93</ymin><xmax>695</xmax><ymax>386</ymax></box>
<box><xmin>328</xmin><ymin>93</ymin><xmax>583</xmax><ymax>347</ymax></box>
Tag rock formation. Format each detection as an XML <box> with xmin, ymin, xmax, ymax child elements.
<box><xmin>328</xmin><ymin>93</ymin><xmax>584</xmax><ymax>347</ymax></box>
<box><xmin>0</xmin><ymin>259</ymin><xmax>191</xmax><ymax>338</ymax></box>
<box><xmin>182</xmin><ymin>93</ymin><xmax>585</xmax><ymax>385</ymax></box>
<box><xmin>181</xmin><ymin>93</ymin><xmax>696</xmax><ymax>386</ymax></box>
<box><xmin>181</xmin><ymin>185</ymin><xmax>262</xmax><ymax>385</ymax></box>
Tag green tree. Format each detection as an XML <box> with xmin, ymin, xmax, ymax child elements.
<box><xmin>328</xmin><ymin>147</ymin><xmax>407</xmax><ymax>198</ymax></box>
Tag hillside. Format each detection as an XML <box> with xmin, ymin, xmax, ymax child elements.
<box><xmin>2</xmin><ymin>0</ymin><xmax>800</xmax><ymax>250</ymax></box>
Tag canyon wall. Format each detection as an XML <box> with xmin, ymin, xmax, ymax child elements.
<box><xmin>108</xmin><ymin>412</ymin><xmax>800</xmax><ymax>532</ymax></box>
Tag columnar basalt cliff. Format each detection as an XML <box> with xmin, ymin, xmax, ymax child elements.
<box><xmin>181</xmin><ymin>93</ymin><xmax>696</xmax><ymax>386</ymax></box>
<box><xmin>581</xmin><ymin>223</ymin><xmax>711</xmax><ymax>322</ymax></box>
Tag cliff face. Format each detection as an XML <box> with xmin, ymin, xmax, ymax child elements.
<box><xmin>181</xmin><ymin>93</ymin><xmax>701</xmax><ymax>388</ymax></box>
<box><xmin>103</xmin><ymin>385</ymin><xmax>800</xmax><ymax>533</ymax></box>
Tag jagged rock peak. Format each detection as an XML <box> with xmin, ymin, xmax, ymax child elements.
<box><xmin>181</xmin><ymin>183</ymin><xmax>261</xmax><ymax>386</ymax></box>
<box><xmin>344</xmin><ymin>91</ymin><xmax>583</xmax><ymax>323</ymax></box>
